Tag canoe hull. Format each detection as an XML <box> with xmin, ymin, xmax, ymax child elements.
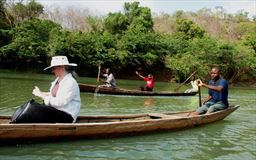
<box><xmin>79</xmin><ymin>84</ymin><xmax>197</xmax><ymax>96</ymax></box>
<box><xmin>0</xmin><ymin>105</ymin><xmax>239</xmax><ymax>143</ymax></box>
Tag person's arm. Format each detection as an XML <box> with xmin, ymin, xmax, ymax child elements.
<box><xmin>196</xmin><ymin>79</ymin><xmax>214</xmax><ymax>104</ymax></box>
<box><xmin>135</xmin><ymin>71</ymin><xmax>145</xmax><ymax>79</ymax></box>
<box><xmin>197</xmin><ymin>79</ymin><xmax>223</xmax><ymax>92</ymax></box>
<box><xmin>202</xmin><ymin>95</ymin><xmax>213</xmax><ymax>104</ymax></box>
<box><xmin>102</xmin><ymin>73</ymin><xmax>108</xmax><ymax>77</ymax></box>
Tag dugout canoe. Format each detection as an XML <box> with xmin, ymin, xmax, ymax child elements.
<box><xmin>79</xmin><ymin>84</ymin><xmax>197</xmax><ymax>96</ymax></box>
<box><xmin>0</xmin><ymin>105</ymin><xmax>239</xmax><ymax>143</ymax></box>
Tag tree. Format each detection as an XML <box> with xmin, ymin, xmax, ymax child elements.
<box><xmin>165</xmin><ymin>36</ymin><xmax>218</xmax><ymax>81</ymax></box>
<box><xmin>116</xmin><ymin>26</ymin><xmax>170</xmax><ymax>73</ymax></box>
<box><xmin>175</xmin><ymin>18</ymin><xmax>206</xmax><ymax>40</ymax></box>
<box><xmin>86</xmin><ymin>15</ymin><xmax>104</xmax><ymax>32</ymax></box>
<box><xmin>104</xmin><ymin>1</ymin><xmax>153</xmax><ymax>34</ymax></box>
<box><xmin>124</xmin><ymin>1</ymin><xmax>153</xmax><ymax>32</ymax></box>
<box><xmin>234</xmin><ymin>10</ymin><xmax>250</xmax><ymax>22</ymax></box>
<box><xmin>243</xmin><ymin>29</ymin><xmax>256</xmax><ymax>53</ymax></box>
<box><xmin>5</xmin><ymin>0</ymin><xmax>43</xmax><ymax>26</ymax></box>
<box><xmin>104</xmin><ymin>12</ymin><xmax>128</xmax><ymax>34</ymax></box>
<box><xmin>0</xmin><ymin>0</ymin><xmax>8</xmax><ymax>28</ymax></box>
<box><xmin>0</xmin><ymin>0</ymin><xmax>12</xmax><ymax>47</ymax></box>
<box><xmin>0</xmin><ymin>19</ymin><xmax>62</xmax><ymax>69</ymax></box>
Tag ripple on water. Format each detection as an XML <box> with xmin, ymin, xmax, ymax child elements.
<box><xmin>215</xmin><ymin>152</ymin><xmax>255</xmax><ymax>160</ymax></box>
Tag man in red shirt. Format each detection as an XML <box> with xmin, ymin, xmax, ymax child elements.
<box><xmin>135</xmin><ymin>71</ymin><xmax>154</xmax><ymax>91</ymax></box>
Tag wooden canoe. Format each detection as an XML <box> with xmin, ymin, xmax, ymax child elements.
<box><xmin>79</xmin><ymin>83</ymin><xmax>197</xmax><ymax>96</ymax></box>
<box><xmin>0</xmin><ymin>105</ymin><xmax>239</xmax><ymax>143</ymax></box>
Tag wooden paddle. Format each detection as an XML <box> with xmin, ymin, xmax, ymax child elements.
<box><xmin>198</xmin><ymin>85</ymin><xmax>202</xmax><ymax>107</ymax></box>
<box><xmin>97</xmin><ymin>65</ymin><xmax>101</xmax><ymax>83</ymax></box>
<box><xmin>174</xmin><ymin>71</ymin><xmax>196</xmax><ymax>91</ymax></box>
<box><xmin>94</xmin><ymin>65</ymin><xmax>102</xmax><ymax>94</ymax></box>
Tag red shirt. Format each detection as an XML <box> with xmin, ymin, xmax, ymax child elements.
<box><xmin>144</xmin><ymin>77</ymin><xmax>154</xmax><ymax>89</ymax></box>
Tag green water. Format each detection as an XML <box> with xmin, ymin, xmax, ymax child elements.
<box><xmin>0</xmin><ymin>71</ymin><xmax>255</xmax><ymax>160</ymax></box>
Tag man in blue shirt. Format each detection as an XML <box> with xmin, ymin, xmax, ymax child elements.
<box><xmin>191</xmin><ymin>67</ymin><xmax>229</xmax><ymax>115</ymax></box>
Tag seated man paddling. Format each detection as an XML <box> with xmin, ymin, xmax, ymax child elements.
<box><xmin>99</xmin><ymin>68</ymin><xmax>116</xmax><ymax>88</ymax></box>
<box><xmin>190</xmin><ymin>67</ymin><xmax>229</xmax><ymax>115</ymax></box>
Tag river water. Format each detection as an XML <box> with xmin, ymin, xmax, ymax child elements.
<box><xmin>0</xmin><ymin>71</ymin><xmax>255</xmax><ymax>160</ymax></box>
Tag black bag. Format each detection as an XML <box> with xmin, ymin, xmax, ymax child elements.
<box><xmin>10</xmin><ymin>99</ymin><xmax>35</xmax><ymax>123</ymax></box>
<box><xmin>10</xmin><ymin>99</ymin><xmax>74</xmax><ymax>123</ymax></box>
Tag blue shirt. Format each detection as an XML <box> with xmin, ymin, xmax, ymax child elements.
<box><xmin>208</xmin><ymin>77</ymin><xmax>229</xmax><ymax>107</ymax></box>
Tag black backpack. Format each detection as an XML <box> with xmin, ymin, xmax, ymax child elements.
<box><xmin>10</xmin><ymin>99</ymin><xmax>35</xmax><ymax>123</ymax></box>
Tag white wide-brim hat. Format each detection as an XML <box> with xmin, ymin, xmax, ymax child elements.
<box><xmin>44</xmin><ymin>56</ymin><xmax>77</xmax><ymax>70</ymax></box>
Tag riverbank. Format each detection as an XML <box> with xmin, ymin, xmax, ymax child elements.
<box><xmin>230</xmin><ymin>81</ymin><xmax>256</xmax><ymax>88</ymax></box>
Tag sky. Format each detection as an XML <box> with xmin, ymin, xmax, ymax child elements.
<box><xmin>31</xmin><ymin>0</ymin><xmax>255</xmax><ymax>18</ymax></box>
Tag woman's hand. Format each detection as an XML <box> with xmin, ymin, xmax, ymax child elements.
<box><xmin>32</xmin><ymin>86</ymin><xmax>46</xmax><ymax>99</ymax></box>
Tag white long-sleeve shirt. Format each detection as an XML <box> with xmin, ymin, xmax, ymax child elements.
<box><xmin>44</xmin><ymin>73</ymin><xmax>81</xmax><ymax>122</ymax></box>
<box><xmin>103</xmin><ymin>73</ymin><xmax>116</xmax><ymax>87</ymax></box>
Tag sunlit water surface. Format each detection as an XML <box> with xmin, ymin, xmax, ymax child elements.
<box><xmin>0</xmin><ymin>71</ymin><xmax>255</xmax><ymax>160</ymax></box>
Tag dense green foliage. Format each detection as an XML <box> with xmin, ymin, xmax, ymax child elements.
<box><xmin>0</xmin><ymin>0</ymin><xmax>11</xmax><ymax>46</ymax></box>
<box><xmin>0</xmin><ymin>1</ymin><xmax>255</xmax><ymax>83</ymax></box>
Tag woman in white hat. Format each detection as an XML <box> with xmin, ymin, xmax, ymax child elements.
<box><xmin>29</xmin><ymin>55</ymin><xmax>81</xmax><ymax>123</ymax></box>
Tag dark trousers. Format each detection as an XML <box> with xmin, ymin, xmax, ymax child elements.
<box><xmin>140</xmin><ymin>86</ymin><xmax>153</xmax><ymax>91</ymax></box>
<box><xmin>11</xmin><ymin>100</ymin><xmax>74</xmax><ymax>123</ymax></box>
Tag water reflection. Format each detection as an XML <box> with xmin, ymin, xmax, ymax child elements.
<box><xmin>143</xmin><ymin>97</ymin><xmax>154</xmax><ymax>108</ymax></box>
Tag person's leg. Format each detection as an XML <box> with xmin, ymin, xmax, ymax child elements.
<box><xmin>42</xmin><ymin>105</ymin><xmax>74</xmax><ymax>123</ymax></box>
<box><xmin>140</xmin><ymin>86</ymin><xmax>145</xmax><ymax>91</ymax></box>
<box><xmin>15</xmin><ymin>102</ymin><xmax>73</xmax><ymax>123</ymax></box>
<box><xmin>189</xmin><ymin>101</ymin><xmax>213</xmax><ymax>116</ymax></box>
<box><xmin>206</xmin><ymin>101</ymin><xmax>227</xmax><ymax>114</ymax></box>
<box><xmin>146</xmin><ymin>87</ymin><xmax>153</xmax><ymax>91</ymax></box>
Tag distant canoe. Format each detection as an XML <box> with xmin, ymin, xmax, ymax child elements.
<box><xmin>79</xmin><ymin>83</ymin><xmax>197</xmax><ymax>96</ymax></box>
<box><xmin>0</xmin><ymin>105</ymin><xmax>239</xmax><ymax>143</ymax></box>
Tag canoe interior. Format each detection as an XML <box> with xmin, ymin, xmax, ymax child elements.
<box><xmin>0</xmin><ymin>112</ymin><xmax>189</xmax><ymax>124</ymax></box>
<box><xmin>0</xmin><ymin>105</ymin><xmax>237</xmax><ymax>124</ymax></box>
